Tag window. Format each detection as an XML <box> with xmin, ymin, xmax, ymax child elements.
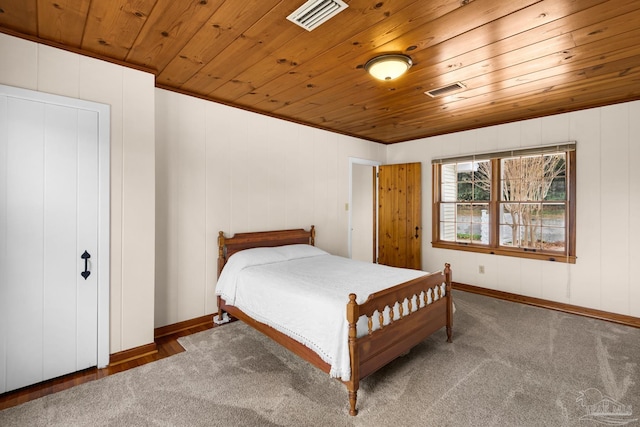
<box><xmin>432</xmin><ymin>144</ymin><xmax>576</xmax><ymax>263</ymax></box>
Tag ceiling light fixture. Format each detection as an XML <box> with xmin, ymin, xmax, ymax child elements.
<box><xmin>364</xmin><ymin>54</ymin><xmax>413</xmax><ymax>81</ymax></box>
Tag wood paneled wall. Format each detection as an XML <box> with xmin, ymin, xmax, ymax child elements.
<box><xmin>0</xmin><ymin>33</ymin><xmax>156</xmax><ymax>353</ymax></box>
<box><xmin>388</xmin><ymin>100</ymin><xmax>640</xmax><ymax>318</ymax></box>
<box><xmin>154</xmin><ymin>89</ymin><xmax>385</xmax><ymax>327</ymax></box>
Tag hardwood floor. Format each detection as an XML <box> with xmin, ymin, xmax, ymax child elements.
<box><xmin>0</xmin><ymin>323</ymin><xmax>216</xmax><ymax>411</ymax></box>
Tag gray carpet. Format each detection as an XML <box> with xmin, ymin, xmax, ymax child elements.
<box><xmin>1</xmin><ymin>290</ymin><xmax>639</xmax><ymax>426</ymax></box>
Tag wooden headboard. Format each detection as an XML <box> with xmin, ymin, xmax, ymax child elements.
<box><xmin>217</xmin><ymin>226</ymin><xmax>315</xmax><ymax>277</ymax></box>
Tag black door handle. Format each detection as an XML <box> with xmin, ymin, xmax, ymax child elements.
<box><xmin>415</xmin><ymin>226</ymin><xmax>420</xmax><ymax>239</ymax></box>
<box><xmin>81</xmin><ymin>251</ymin><xmax>91</xmax><ymax>280</ymax></box>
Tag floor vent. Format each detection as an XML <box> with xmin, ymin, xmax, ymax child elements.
<box><xmin>425</xmin><ymin>82</ymin><xmax>466</xmax><ymax>98</ymax></box>
<box><xmin>286</xmin><ymin>0</ymin><xmax>349</xmax><ymax>31</ymax></box>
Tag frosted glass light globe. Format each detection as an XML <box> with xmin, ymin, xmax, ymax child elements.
<box><xmin>365</xmin><ymin>55</ymin><xmax>413</xmax><ymax>81</ymax></box>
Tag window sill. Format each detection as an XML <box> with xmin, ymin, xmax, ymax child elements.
<box><xmin>431</xmin><ymin>241</ymin><xmax>576</xmax><ymax>264</ymax></box>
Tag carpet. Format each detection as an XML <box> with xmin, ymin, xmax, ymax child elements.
<box><xmin>1</xmin><ymin>290</ymin><xmax>638</xmax><ymax>426</ymax></box>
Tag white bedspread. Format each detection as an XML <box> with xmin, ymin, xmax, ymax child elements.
<box><xmin>215</xmin><ymin>244</ymin><xmax>429</xmax><ymax>381</ymax></box>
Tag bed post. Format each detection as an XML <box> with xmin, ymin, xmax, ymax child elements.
<box><xmin>217</xmin><ymin>232</ymin><xmax>226</xmax><ymax>322</ymax></box>
<box><xmin>217</xmin><ymin>295</ymin><xmax>224</xmax><ymax>323</ymax></box>
<box><xmin>346</xmin><ymin>293</ymin><xmax>359</xmax><ymax>416</ymax></box>
<box><xmin>217</xmin><ymin>231</ymin><xmax>226</xmax><ymax>278</ymax></box>
<box><xmin>310</xmin><ymin>225</ymin><xmax>315</xmax><ymax>246</ymax></box>
<box><xmin>444</xmin><ymin>263</ymin><xmax>453</xmax><ymax>343</ymax></box>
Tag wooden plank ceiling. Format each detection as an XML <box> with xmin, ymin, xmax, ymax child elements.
<box><xmin>1</xmin><ymin>0</ymin><xmax>639</xmax><ymax>144</ymax></box>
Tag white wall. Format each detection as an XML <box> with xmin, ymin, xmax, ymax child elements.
<box><xmin>0</xmin><ymin>33</ymin><xmax>156</xmax><ymax>353</ymax></box>
<box><xmin>154</xmin><ymin>89</ymin><xmax>386</xmax><ymax>327</ymax></box>
<box><xmin>4</xmin><ymin>32</ymin><xmax>636</xmax><ymax>340</ymax></box>
<box><xmin>387</xmin><ymin>101</ymin><xmax>640</xmax><ymax>318</ymax></box>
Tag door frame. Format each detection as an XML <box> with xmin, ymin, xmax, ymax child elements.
<box><xmin>348</xmin><ymin>157</ymin><xmax>381</xmax><ymax>260</ymax></box>
<box><xmin>1</xmin><ymin>84</ymin><xmax>111</xmax><ymax>368</ymax></box>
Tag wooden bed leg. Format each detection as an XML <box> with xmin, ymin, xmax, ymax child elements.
<box><xmin>216</xmin><ymin>295</ymin><xmax>225</xmax><ymax>324</ymax></box>
<box><xmin>445</xmin><ymin>263</ymin><xmax>453</xmax><ymax>343</ymax></box>
<box><xmin>349</xmin><ymin>390</ymin><xmax>358</xmax><ymax>416</ymax></box>
<box><xmin>347</xmin><ymin>294</ymin><xmax>360</xmax><ymax>416</ymax></box>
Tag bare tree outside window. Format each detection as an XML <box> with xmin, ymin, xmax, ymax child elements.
<box><xmin>496</xmin><ymin>154</ymin><xmax>566</xmax><ymax>251</ymax></box>
<box><xmin>433</xmin><ymin>145</ymin><xmax>575</xmax><ymax>263</ymax></box>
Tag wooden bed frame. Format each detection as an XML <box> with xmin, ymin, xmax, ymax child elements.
<box><xmin>216</xmin><ymin>226</ymin><xmax>453</xmax><ymax>416</ymax></box>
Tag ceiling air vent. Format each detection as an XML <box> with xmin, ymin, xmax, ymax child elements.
<box><xmin>286</xmin><ymin>0</ymin><xmax>349</xmax><ymax>31</ymax></box>
<box><xmin>425</xmin><ymin>82</ymin><xmax>467</xmax><ymax>98</ymax></box>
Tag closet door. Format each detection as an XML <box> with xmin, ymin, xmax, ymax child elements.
<box><xmin>0</xmin><ymin>95</ymin><xmax>100</xmax><ymax>393</ymax></box>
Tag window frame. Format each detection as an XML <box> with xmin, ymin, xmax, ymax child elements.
<box><xmin>431</xmin><ymin>146</ymin><xmax>576</xmax><ymax>263</ymax></box>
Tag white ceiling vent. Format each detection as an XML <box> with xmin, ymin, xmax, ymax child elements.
<box><xmin>286</xmin><ymin>0</ymin><xmax>349</xmax><ymax>32</ymax></box>
<box><xmin>425</xmin><ymin>82</ymin><xmax>467</xmax><ymax>98</ymax></box>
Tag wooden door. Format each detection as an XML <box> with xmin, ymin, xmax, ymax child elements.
<box><xmin>0</xmin><ymin>93</ymin><xmax>100</xmax><ymax>393</ymax></box>
<box><xmin>378</xmin><ymin>162</ymin><xmax>422</xmax><ymax>269</ymax></box>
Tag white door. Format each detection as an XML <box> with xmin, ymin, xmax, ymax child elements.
<box><xmin>0</xmin><ymin>86</ymin><xmax>110</xmax><ymax>393</ymax></box>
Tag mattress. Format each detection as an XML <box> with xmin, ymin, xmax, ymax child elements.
<box><xmin>215</xmin><ymin>244</ymin><xmax>445</xmax><ymax>381</ymax></box>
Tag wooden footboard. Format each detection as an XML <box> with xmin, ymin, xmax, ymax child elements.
<box><xmin>345</xmin><ymin>264</ymin><xmax>452</xmax><ymax>415</ymax></box>
<box><xmin>216</xmin><ymin>227</ymin><xmax>452</xmax><ymax>416</ymax></box>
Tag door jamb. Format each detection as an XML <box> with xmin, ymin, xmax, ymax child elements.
<box><xmin>348</xmin><ymin>157</ymin><xmax>381</xmax><ymax>260</ymax></box>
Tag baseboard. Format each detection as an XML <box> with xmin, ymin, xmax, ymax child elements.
<box><xmin>108</xmin><ymin>315</ymin><xmax>215</xmax><ymax>366</ymax></box>
<box><xmin>453</xmin><ymin>282</ymin><xmax>640</xmax><ymax>329</ymax></box>
<box><xmin>154</xmin><ymin>314</ymin><xmax>215</xmax><ymax>339</ymax></box>
<box><xmin>109</xmin><ymin>342</ymin><xmax>158</xmax><ymax>366</ymax></box>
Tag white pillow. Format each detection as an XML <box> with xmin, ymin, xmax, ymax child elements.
<box><xmin>274</xmin><ymin>244</ymin><xmax>328</xmax><ymax>260</ymax></box>
<box><xmin>216</xmin><ymin>244</ymin><xmax>328</xmax><ymax>305</ymax></box>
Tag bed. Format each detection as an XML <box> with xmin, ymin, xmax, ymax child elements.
<box><xmin>216</xmin><ymin>226</ymin><xmax>453</xmax><ymax>416</ymax></box>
